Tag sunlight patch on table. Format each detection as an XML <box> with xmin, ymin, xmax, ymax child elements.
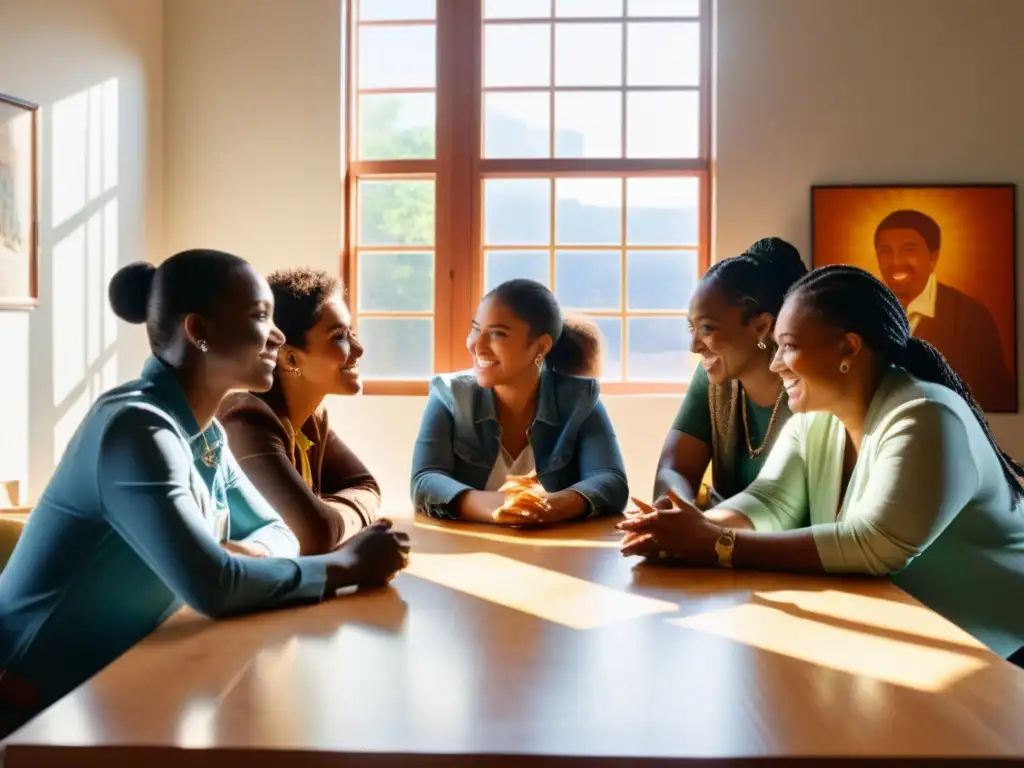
<box><xmin>405</xmin><ymin>552</ymin><xmax>677</xmax><ymax>629</ymax></box>
<box><xmin>670</xmin><ymin>591</ymin><xmax>989</xmax><ymax>692</ymax></box>
<box><xmin>755</xmin><ymin>590</ymin><xmax>988</xmax><ymax>648</ymax></box>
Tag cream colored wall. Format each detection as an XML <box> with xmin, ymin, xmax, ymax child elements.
<box><xmin>6</xmin><ymin>0</ymin><xmax>1021</xmax><ymax>508</ymax></box>
<box><xmin>0</xmin><ymin>0</ymin><xmax>162</xmax><ymax>500</ymax></box>
<box><xmin>161</xmin><ymin>0</ymin><xmax>1024</xmax><ymax>511</ymax></box>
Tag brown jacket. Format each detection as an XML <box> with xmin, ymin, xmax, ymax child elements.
<box><xmin>218</xmin><ymin>391</ymin><xmax>380</xmax><ymax>555</ymax></box>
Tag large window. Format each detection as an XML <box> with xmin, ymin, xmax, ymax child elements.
<box><xmin>345</xmin><ymin>0</ymin><xmax>711</xmax><ymax>394</ymax></box>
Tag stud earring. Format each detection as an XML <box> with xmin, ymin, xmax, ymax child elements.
<box><xmin>535</xmin><ymin>355</ymin><xmax>543</xmax><ymax>369</ymax></box>
<box><xmin>197</xmin><ymin>340</ymin><xmax>209</xmax><ymax>353</ymax></box>
<box><xmin>757</xmin><ymin>339</ymin><xmax>767</xmax><ymax>351</ymax></box>
<box><xmin>289</xmin><ymin>367</ymin><xmax>302</xmax><ymax>377</ymax></box>
<box><xmin>839</xmin><ymin>360</ymin><xmax>851</xmax><ymax>374</ymax></box>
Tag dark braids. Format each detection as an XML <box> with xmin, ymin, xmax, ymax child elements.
<box><xmin>702</xmin><ymin>237</ymin><xmax>808</xmax><ymax>321</ymax></box>
<box><xmin>789</xmin><ymin>265</ymin><xmax>1024</xmax><ymax>505</ymax></box>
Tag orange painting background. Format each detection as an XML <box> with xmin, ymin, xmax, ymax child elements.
<box><xmin>811</xmin><ymin>185</ymin><xmax>1017</xmax><ymax>370</ymax></box>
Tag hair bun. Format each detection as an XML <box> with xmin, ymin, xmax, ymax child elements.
<box><xmin>745</xmin><ymin>237</ymin><xmax>807</xmax><ymax>277</ymax></box>
<box><xmin>108</xmin><ymin>261</ymin><xmax>156</xmax><ymax>324</ymax></box>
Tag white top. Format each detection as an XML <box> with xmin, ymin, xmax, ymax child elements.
<box><xmin>905</xmin><ymin>273</ymin><xmax>938</xmax><ymax>332</ymax></box>
<box><xmin>484</xmin><ymin>445</ymin><xmax>537</xmax><ymax>492</ymax></box>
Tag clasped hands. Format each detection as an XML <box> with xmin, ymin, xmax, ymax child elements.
<box><xmin>617</xmin><ymin>489</ymin><xmax>722</xmax><ymax>567</ymax></box>
<box><xmin>491</xmin><ymin>471</ymin><xmax>585</xmax><ymax>526</ymax></box>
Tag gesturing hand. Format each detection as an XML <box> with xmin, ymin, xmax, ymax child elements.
<box><xmin>617</xmin><ymin>489</ymin><xmax>721</xmax><ymax>567</ymax></box>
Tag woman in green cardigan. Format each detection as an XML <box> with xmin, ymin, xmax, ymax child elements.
<box><xmin>622</xmin><ymin>265</ymin><xmax>1024</xmax><ymax>661</ymax></box>
<box><xmin>653</xmin><ymin>238</ymin><xmax>807</xmax><ymax>508</ymax></box>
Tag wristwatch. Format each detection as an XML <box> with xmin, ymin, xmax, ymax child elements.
<box><xmin>714</xmin><ymin>528</ymin><xmax>737</xmax><ymax>568</ymax></box>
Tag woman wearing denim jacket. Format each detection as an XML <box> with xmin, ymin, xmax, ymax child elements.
<box><xmin>411</xmin><ymin>279</ymin><xmax>629</xmax><ymax>525</ymax></box>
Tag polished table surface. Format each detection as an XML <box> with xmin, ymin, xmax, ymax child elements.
<box><xmin>3</xmin><ymin>516</ymin><xmax>1024</xmax><ymax>766</ymax></box>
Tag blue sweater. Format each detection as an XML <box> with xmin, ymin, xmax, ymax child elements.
<box><xmin>0</xmin><ymin>358</ymin><xmax>327</xmax><ymax>723</ymax></box>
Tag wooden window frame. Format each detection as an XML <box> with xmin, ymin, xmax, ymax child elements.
<box><xmin>343</xmin><ymin>0</ymin><xmax>713</xmax><ymax>396</ymax></box>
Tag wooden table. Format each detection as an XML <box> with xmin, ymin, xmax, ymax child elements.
<box><xmin>4</xmin><ymin>517</ymin><xmax>1024</xmax><ymax>766</ymax></box>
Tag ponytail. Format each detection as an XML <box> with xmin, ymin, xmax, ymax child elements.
<box><xmin>791</xmin><ymin>266</ymin><xmax>1024</xmax><ymax>506</ymax></box>
<box><xmin>546</xmin><ymin>313</ymin><xmax>603</xmax><ymax>378</ymax></box>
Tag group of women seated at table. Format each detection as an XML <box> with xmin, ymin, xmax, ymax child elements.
<box><xmin>0</xmin><ymin>237</ymin><xmax>1022</xmax><ymax>733</ymax></box>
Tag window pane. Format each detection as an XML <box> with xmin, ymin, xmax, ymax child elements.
<box><xmin>555</xmin><ymin>251</ymin><xmax>621</xmax><ymax>310</ymax></box>
<box><xmin>555</xmin><ymin>23</ymin><xmax>622</xmax><ymax>86</ymax></box>
<box><xmin>359</xmin><ymin>0</ymin><xmax>435</xmax><ymax>21</ymax></box>
<box><xmin>358</xmin><ymin>25</ymin><xmax>435</xmax><ymax>89</ymax></box>
<box><xmin>593</xmin><ymin>317</ymin><xmax>623</xmax><ymax>381</ymax></box>
<box><xmin>555</xmin><ymin>178</ymin><xmax>621</xmax><ymax>245</ymax></box>
<box><xmin>626</xmin><ymin>177</ymin><xmax>699</xmax><ymax>245</ymax></box>
<box><xmin>485</xmin><ymin>24</ymin><xmax>551</xmax><ymax>87</ymax></box>
<box><xmin>485</xmin><ymin>250</ymin><xmax>550</xmax><ymax>291</ymax></box>
<box><xmin>626</xmin><ymin>90</ymin><xmax>699</xmax><ymax>158</ymax></box>
<box><xmin>359</xmin><ymin>179</ymin><xmax>435</xmax><ymax>246</ymax></box>
<box><xmin>628</xmin><ymin>0</ymin><xmax>700</xmax><ymax>16</ymax></box>
<box><xmin>554</xmin><ymin>91</ymin><xmax>621</xmax><ymax>158</ymax></box>
<box><xmin>627</xmin><ymin>317</ymin><xmax>689</xmax><ymax>381</ymax></box>
<box><xmin>358</xmin><ymin>251</ymin><xmax>434</xmax><ymax>311</ymax></box>
<box><xmin>626</xmin><ymin>250</ymin><xmax>698</xmax><ymax>310</ymax></box>
<box><xmin>627</xmin><ymin>22</ymin><xmax>699</xmax><ymax>86</ymax></box>
<box><xmin>484</xmin><ymin>179</ymin><xmax>550</xmax><ymax>245</ymax></box>
<box><xmin>357</xmin><ymin>318</ymin><xmax>433</xmax><ymax>379</ymax></box>
<box><xmin>557</xmin><ymin>0</ymin><xmax>624</xmax><ymax>16</ymax></box>
<box><xmin>358</xmin><ymin>93</ymin><xmax>435</xmax><ymax>160</ymax></box>
<box><xmin>485</xmin><ymin>0</ymin><xmax>551</xmax><ymax>18</ymax></box>
<box><xmin>484</xmin><ymin>92</ymin><xmax>550</xmax><ymax>159</ymax></box>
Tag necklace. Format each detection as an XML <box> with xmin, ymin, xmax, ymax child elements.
<box><xmin>741</xmin><ymin>387</ymin><xmax>785</xmax><ymax>459</ymax></box>
<box><xmin>200</xmin><ymin>429</ymin><xmax>219</xmax><ymax>468</ymax></box>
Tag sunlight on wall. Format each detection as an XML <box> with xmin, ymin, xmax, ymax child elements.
<box><xmin>49</xmin><ymin>79</ymin><xmax>119</xmax><ymax>463</ymax></box>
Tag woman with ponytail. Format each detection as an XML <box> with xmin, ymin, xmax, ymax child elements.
<box><xmin>411</xmin><ymin>278</ymin><xmax>628</xmax><ymax>524</ymax></box>
<box><xmin>654</xmin><ymin>237</ymin><xmax>807</xmax><ymax>508</ymax></box>
<box><xmin>0</xmin><ymin>250</ymin><xmax>410</xmax><ymax>732</ymax></box>
<box><xmin>621</xmin><ymin>264</ymin><xmax>1024</xmax><ymax>660</ymax></box>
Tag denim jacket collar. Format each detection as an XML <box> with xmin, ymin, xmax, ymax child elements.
<box><xmin>472</xmin><ymin>367</ymin><xmax>564</xmax><ymax>427</ymax></box>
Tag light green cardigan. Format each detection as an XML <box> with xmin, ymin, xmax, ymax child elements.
<box><xmin>720</xmin><ymin>367</ymin><xmax>1024</xmax><ymax>658</ymax></box>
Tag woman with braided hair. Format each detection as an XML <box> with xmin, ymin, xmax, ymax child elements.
<box><xmin>653</xmin><ymin>237</ymin><xmax>808</xmax><ymax>509</ymax></box>
<box><xmin>622</xmin><ymin>264</ymin><xmax>1024</xmax><ymax>661</ymax></box>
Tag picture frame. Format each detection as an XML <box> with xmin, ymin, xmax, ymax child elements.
<box><xmin>811</xmin><ymin>183</ymin><xmax>1018</xmax><ymax>414</ymax></box>
<box><xmin>0</xmin><ymin>92</ymin><xmax>39</xmax><ymax>310</ymax></box>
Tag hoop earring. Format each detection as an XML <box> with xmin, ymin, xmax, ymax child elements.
<box><xmin>197</xmin><ymin>340</ymin><xmax>209</xmax><ymax>353</ymax></box>
<box><xmin>839</xmin><ymin>360</ymin><xmax>851</xmax><ymax>374</ymax></box>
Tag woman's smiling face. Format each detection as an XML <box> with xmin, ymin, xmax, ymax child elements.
<box><xmin>466</xmin><ymin>296</ymin><xmax>550</xmax><ymax>388</ymax></box>
<box><xmin>770</xmin><ymin>294</ymin><xmax>851</xmax><ymax>413</ymax></box>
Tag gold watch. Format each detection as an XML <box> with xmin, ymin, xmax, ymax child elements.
<box><xmin>714</xmin><ymin>528</ymin><xmax>737</xmax><ymax>568</ymax></box>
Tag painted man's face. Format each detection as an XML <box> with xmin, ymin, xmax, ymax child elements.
<box><xmin>875</xmin><ymin>227</ymin><xmax>939</xmax><ymax>306</ymax></box>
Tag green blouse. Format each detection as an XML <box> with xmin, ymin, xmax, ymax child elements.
<box><xmin>671</xmin><ymin>364</ymin><xmax>788</xmax><ymax>498</ymax></box>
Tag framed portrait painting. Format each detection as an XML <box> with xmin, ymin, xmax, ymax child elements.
<box><xmin>0</xmin><ymin>93</ymin><xmax>39</xmax><ymax>309</ymax></box>
<box><xmin>811</xmin><ymin>184</ymin><xmax>1017</xmax><ymax>413</ymax></box>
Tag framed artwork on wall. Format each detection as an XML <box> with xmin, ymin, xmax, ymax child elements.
<box><xmin>0</xmin><ymin>92</ymin><xmax>39</xmax><ymax>310</ymax></box>
<box><xmin>811</xmin><ymin>183</ymin><xmax>1018</xmax><ymax>413</ymax></box>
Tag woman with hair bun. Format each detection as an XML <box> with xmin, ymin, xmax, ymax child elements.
<box><xmin>411</xmin><ymin>278</ymin><xmax>628</xmax><ymax>525</ymax></box>
<box><xmin>653</xmin><ymin>237</ymin><xmax>808</xmax><ymax>509</ymax></box>
<box><xmin>0</xmin><ymin>250</ymin><xmax>410</xmax><ymax>732</ymax></box>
